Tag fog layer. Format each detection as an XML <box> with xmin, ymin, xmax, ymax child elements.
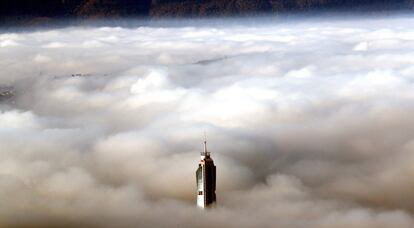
<box><xmin>1</xmin><ymin>15</ymin><xmax>414</xmax><ymax>227</ymax></box>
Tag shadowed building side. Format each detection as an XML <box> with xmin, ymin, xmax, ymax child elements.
<box><xmin>196</xmin><ymin>140</ymin><xmax>216</xmax><ymax>208</ymax></box>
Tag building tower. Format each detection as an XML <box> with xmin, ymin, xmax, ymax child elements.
<box><xmin>196</xmin><ymin>138</ymin><xmax>216</xmax><ymax>208</ymax></box>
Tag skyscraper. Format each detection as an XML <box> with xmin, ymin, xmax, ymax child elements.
<box><xmin>196</xmin><ymin>139</ymin><xmax>216</xmax><ymax>208</ymax></box>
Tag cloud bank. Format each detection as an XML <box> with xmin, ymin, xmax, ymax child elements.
<box><xmin>2</xmin><ymin>15</ymin><xmax>414</xmax><ymax>227</ymax></box>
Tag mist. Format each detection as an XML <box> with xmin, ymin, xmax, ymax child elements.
<box><xmin>2</xmin><ymin>14</ymin><xmax>414</xmax><ymax>227</ymax></box>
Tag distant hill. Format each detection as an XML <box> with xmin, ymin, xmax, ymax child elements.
<box><xmin>74</xmin><ymin>0</ymin><xmax>151</xmax><ymax>18</ymax></box>
<box><xmin>0</xmin><ymin>0</ymin><xmax>413</xmax><ymax>25</ymax></box>
<box><xmin>150</xmin><ymin>0</ymin><xmax>413</xmax><ymax>17</ymax></box>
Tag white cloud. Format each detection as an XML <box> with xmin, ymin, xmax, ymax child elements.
<box><xmin>1</xmin><ymin>15</ymin><xmax>414</xmax><ymax>227</ymax></box>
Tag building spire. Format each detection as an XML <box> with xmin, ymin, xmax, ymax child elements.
<box><xmin>204</xmin><ymin>131</ymin><xmax>207</xmax><ymax>153</ymax></box>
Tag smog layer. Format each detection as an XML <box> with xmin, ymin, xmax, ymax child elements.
<box><xmin>1</xmin><ymin>15</ymin><xmax>414</xmax><ymax>227</ymax></box>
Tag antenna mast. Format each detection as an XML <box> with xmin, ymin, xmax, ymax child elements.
<box><xmin>204</xmin><ymin>131</ymin><xmax>207</xmax><ymax>153</ymax></box>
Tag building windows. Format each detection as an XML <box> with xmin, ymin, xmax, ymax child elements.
<box><xmin>198</xmin><ymin>191</ymin><xmax>203</xmax><ymax>195</ymax></box>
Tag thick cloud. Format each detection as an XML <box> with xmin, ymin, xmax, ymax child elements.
<box><xmin>2</xmin><ymin>14</ymin><xmax>414</xmax><ymax>227</ymax></box>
